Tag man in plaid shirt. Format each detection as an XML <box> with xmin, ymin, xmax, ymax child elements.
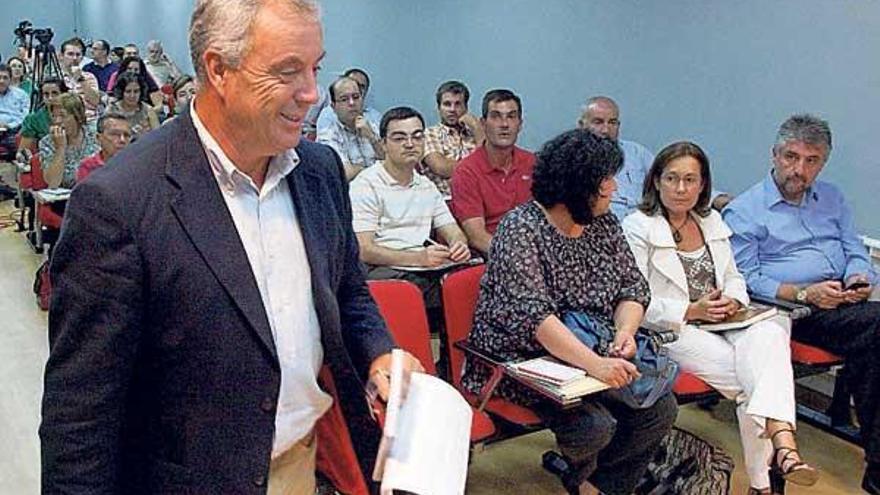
<box><xmin>419</xmin><ymin>80</ymin><xmax>484</xmax><ymax>197</ymax></box>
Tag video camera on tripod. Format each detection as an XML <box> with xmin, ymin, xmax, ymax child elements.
<box><xmin>13</xmin><ymin>20</ymin><xmax>63</xmax><ymax>112</ymax></box>
<box><xmin>14</xmin><ymin>20</ymin><xmax>54</xmax><ymax>47</ymax></box>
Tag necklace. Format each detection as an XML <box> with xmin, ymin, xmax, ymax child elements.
<box><xmin>669</xmin><ymin>215</ymin><xmax>689</xmax><ymax>243</ymax></box>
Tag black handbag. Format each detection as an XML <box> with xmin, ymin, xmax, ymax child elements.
<box><xmin>561</xmin><ymin>311</ymin><xmax>679</xmax><ymax>409</ymax></box>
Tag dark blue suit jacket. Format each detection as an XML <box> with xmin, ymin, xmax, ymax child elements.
<box><xmin>40</xmin><ymin>110</ymin><xmax>395</xmax><ymax>493</ymax></box>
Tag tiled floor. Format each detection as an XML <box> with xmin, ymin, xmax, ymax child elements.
<box><xmin>0</xmin><ymin>196</ymin><xmax>865</xmax><ymax>494</ymax></box>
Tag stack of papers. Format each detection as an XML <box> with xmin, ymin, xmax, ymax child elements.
<box><xmin>374</xmin><ymin>350</ymin><xmax>472</xmax><ymax>495</ymax></box>
<box><xmin>507</xmin><ymin>357</ymin><xmax>610</xmax><ymax>406</ymax></box>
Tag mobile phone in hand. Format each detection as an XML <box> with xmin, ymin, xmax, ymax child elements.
<box><xmin>845</xmin><ymin>280</ymin><xmax>870</xmax><ymax>291</ymax></box>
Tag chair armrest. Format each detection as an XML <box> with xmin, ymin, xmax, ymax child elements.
<box><xmin>454</xmin><ymin>340</ymin><xmax>506</xmax><ymax>367</ymax></box>
<box><xmin>454</xmin><ymin>341</ymin><xmax>507</xmax><ymax>411</ymax></box>
<box><xmin>749</xmin><ymin>292</ymin><xmax>812</xmax><ymax>319</ymax></box>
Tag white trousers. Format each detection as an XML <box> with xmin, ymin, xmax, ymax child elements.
<box><xmin>666</xmin><ymin>315</ymin><xmax>795</xmax><ymax>489</ymax></box>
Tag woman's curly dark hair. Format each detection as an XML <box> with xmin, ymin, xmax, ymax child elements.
<box><xmin>532</xmin><ymin>129</ymin><xmax>624</xmax><ymax>225</ymax></box>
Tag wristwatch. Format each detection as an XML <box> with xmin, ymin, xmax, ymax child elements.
<box><xmin>795</xmin><ymin>288</ymin><xmax>808</xmax><ymax>303</ymax></box>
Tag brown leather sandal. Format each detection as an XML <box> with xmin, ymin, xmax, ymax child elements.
<box><xmin>770</xmin><ymin>428</ymin><xmax>819</xmax><ymax>486</ymax></box>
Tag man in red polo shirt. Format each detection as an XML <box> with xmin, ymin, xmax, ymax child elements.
<box><xmin>450</xmin><ymin>89</ymin><xmax>535</xmax><ymax>255</ymax></box>
<box><xmin>76</xmin><ymin>112</ymin><xmax>132</xmax><ymax>182</ymax></box>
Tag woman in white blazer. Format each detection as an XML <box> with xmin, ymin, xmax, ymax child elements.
<box><xmin>621</xmin><ymin>142</ymin><xmax>818</xmax><ymax>494</ymax></box>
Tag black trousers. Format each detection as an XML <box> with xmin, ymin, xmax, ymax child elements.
<box><xmin>536</xmin><ymin>392</ymin><xmax>678</xmax><ymax>495</ymax></box>
<box><xmin>792</xmin><ymin>301</ymin><xmax>880</xmax><ymax>465</ymax></box>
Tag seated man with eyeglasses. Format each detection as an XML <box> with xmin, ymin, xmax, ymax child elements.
<box><xmin>76</xmin><ymin>112</ymin><xmax>132</xmax><ymax>182</ymax></box>
<box><xmin>317</xmin><ymin>76</ymin><xmax>384</xmax><ymax>180</ymax></box>
<box><xmin>349</xmin><ymin>106</ymin><xmax>469</xmax><ymax>312</ymax></box>
<box><xmin>724</xmin><ymin>113</ymin><xmax>880</xmax><ymax>494</ymax></box>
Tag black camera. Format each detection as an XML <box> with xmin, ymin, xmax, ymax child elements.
<box><xmin>14</xmin><ymin>20</ymin><xmax>33</xmax><ymax>38</ymax></box>
<box><xmin>32</xmin><ymin>28</ymin><xmax>54</xmax><ymax>45</ymax></box>
<box><xmin>14</xmin><ymin>20</ymin><xmax>53</xmax><ymax>46</ymax></box>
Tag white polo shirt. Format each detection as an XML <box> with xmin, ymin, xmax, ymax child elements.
<box><xmin>349</xmin><ymin>161</ymin><xmax>456</xmax><ymax>250</ymax></box>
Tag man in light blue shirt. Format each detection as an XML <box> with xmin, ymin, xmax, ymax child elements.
<box><xmin>317</xmin><ymin>76</ymin><xmax>384</xmax><ymax>181</ymax></box>
<box><xmin>578</xmin><ymin>96</ymin><xmax>654</xmax><ymax>220</ymax></box>
<box><xmin>0</xmin><ymin>63</ymin><xmax>30</xmax><ymax>159</ymax></box>
<box><xmin>724</xmin><ymin>114</ymin><xmax>880</xmax><ymax>493</ymax></box>
<box><xmin>315</xmin><ymin>67</ymin><xmax>381</xmax><ymax>141</ymax></box>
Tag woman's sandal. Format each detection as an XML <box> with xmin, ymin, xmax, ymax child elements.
<box><xmin>770</xmin><ymin>428</ymin><xmax>820</xmax><ymax>486</ymax></box>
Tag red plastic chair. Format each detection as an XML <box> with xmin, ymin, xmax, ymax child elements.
<box><xmin>368</xmin><ymin>279</ymin><xmax>496</xmax><ymax>443</ymax></box>
<box><xmin>440</xmin><ymin>265</ymin><xmax>543</xmax><ymax>428</ymax></box>
<box><xmin>672</xmin><ymin>371</ymin><xmax>719</xmax><ymax>405</ymax></box>
<box><xmin>790</xmin><ymin>341</ymin><xmax>843</xmax><ymax>367</ymax></box>
<box><xmin>30</xmin><ymin>154</ymin><xmax>64</xmax><ymax>231</ymax></box>
<box><xmin>314</xmin><ymin>366</ymin><xmax>371</xmax><ymax>495</ymax></box>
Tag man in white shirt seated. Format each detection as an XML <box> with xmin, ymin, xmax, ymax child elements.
<box><xmin>349</xmin><ymin>106</ymin><xmax>469</xmax><ymax>312</ymax></box>
<box><xmin>318</xmin><ymin>76</ymin><xmax>384</xmax><ymax>180</ymax></box>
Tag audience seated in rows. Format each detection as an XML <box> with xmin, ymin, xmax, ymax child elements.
<box><xmin>462</xmin><ymin>129</ymin><xmax>677</xmax><ymax>495</ymax></box>
<box><xmin>724</xmin><ymin>114</ymin><xmax>880</xmax><ymax>494</ymax></box>
<box><xmin>144</xmin><ymin>40</ymin><xmax>183</xmax><ymax>87</ymax></box>
<box><xmin>39</xmin><ymin>93</ymin><xmax>99</xmax><ymax>189</ymax></box>
<box><xmin>108</xmin><ymin>72</ymin><xmax>159</xmax><ymax>141</ymax></box>
<box><xmin>317</xmin><ymin>76</ymin><xmax>383</xmax><ymax>180</ymax></box>
<box><xmin>350</xmin><ymin>106</ymin><xmax>470</xmax><ymax>312</ymax></box>
<box><xmin>7</xmin><ymin>57</ymin><xmax>31</xmax><ymax>95</ymax></box>
<box><xmin>0</xmin><ymin>63</ymin><xmax>29</xmax><ymax>157</ymax></box>
<box><xmin>58</xmin><ymin>38</ymin><xmax>101</xmax><ymax>119</ymax></box>
<box><xmin>76</xmin><ymin>112</ymin><xmax>132</xmax><ymax>182</ymax></box>
<box><xmin>622</xmin><ymin>142</ymin><xmax>818</xmax><ymax>494</ymax></box>
<box><xmin>419</xmin><ymin>80</ymin><xmax>483</xmax><ymax>198</ymax></box>
<box><xmin>450</xmin><ymin>89</ymin><xmax>535</xmax><ymax>256</ymax></box>
<box><xmin>83</xmin><ymin>39</ymin><xmax>119</xmax><ymax>92</ymax></box>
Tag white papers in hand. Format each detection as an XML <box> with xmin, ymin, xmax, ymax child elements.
<box><xmin>377</xmin><ymin>351</ymin><xmax>472</xmax><ymax>495</ymax></box>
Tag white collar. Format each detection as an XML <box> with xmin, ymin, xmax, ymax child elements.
<box><xmin>190</xmin><ymin>99</ymin><xmax>300</xmax><ymax>193</ymax></box>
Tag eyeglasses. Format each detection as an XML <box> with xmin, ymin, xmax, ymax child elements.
<box><xmin>660</xmin><ymin>174</ymin><xmax>701</xmax><ymax>189</ymax></box>
<box><xmin>386</xmin><ymin>132</ymin><xmax>425</xmax><ymax>145</ymax></box>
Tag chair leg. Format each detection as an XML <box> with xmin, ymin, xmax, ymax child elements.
<box><xmin>827</xmin><ymin>365</ymin><xmax>853</xmax><ymax>428</ymax></box>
